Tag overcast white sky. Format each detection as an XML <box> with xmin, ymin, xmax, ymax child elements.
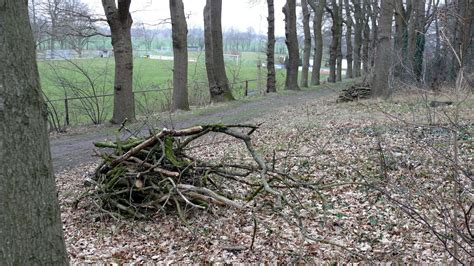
<box><xmin>84</xmin><ymin>0</ymin><xmax>287</xmax><ymax>36</ymax></box>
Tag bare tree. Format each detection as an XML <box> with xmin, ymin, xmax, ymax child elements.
<box><xmin>283</xmin><ymin>0</ymin><xmax>300</xmax><ymax>90</ymax></box>
<box><xmin>0</xmin><ymin>0</ymin><xmax>68</xmax><ymax>263</ymax></box>
<box><xmin>102</xmin><ymin>0</ymin><xmax>136</xmax><ymax>123</ymax></box>
<box><xmin>393</xmin><ymin>0</ymin><xmax>412</xmax><ymax>78</ymax></box>
<box><xmin>344</xmin><ymin>0</ymin><xmax>353</xmax><ymax>78</ymax></box>
<box><xmin>170</xmin><ymin>0</ymin><xmax>190</xmax><ymax>111</ymax></box>
<box><xmin>204</xmin><ymin>0</ymin><xmax>234</xmax><ymax>102</ymax></box>
<box><xmin>352</xmin><ymin>0</ymin><xmax>363</xmax><ymax>77</ymax></box>
<box><xmin>300</xmin><ymin>0</ymin><xmax>312</xmax><ymax>87</ymax></box>
<box><xmin>266</xmin><ymin>0</ymin><xmax>277</xmax><ymax>93</ymax></box>
<box><xmin>44</xmin><ymin>0</ymin><xmax>62</xmax><ymax>57</ymax></box>
<box><xmin>57</xmin><ymin>0</ymin><xmax>102</xmax><ymax>58</ymax></box>
<box><xmin>407</xmin><ymin>0</ymin><xmax>426</xmax><ymax>80</ymax></box>
<box><xmin>336</xmin><ymin>0</ymin><xmax>343</xmax><ymax>81</ymax></box>
<box><xmin>327</xmin><ymin>0</ymin><xmax>340</xmax><ymax>82</ymax></box>
<box><xmin>361</xmin><ymin>0</ymin><xmax>370</xmax><ymax>74</ymax></box>
<box><xmin>309</xmin><ymin>0</ymin><xmax>326</xmax><ymax>85</ymax></box>
<box><xmin>370</xmin><ymin>0</ymin><xmax>393</xmax><ymax>98</ymax></box>
<box><xmin>134</xmin><ymin>22</ymin><xmax>156</xmax><ymax>53</ymax></box>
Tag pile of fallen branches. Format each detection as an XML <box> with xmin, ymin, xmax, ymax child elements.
<box><xmin>89</xmin><ymin>124</ymin><xmax>284</xmax><ymax>219</ymax></box>
<box><xmin>337</xmin><ymin>83</ymin><xmax>371</xmax><ymax>102</ymax></box>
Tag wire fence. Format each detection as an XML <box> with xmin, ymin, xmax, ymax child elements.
<box><xmin>44</xmin><ymin>79</ymin><xmax>260</xmax><ymax>130</ymax></box>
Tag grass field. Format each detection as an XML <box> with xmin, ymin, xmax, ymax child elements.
<box><xmin>38</xmin><ymin>51</ymin><xmax>329</xmax><ymax>127</ymax></box>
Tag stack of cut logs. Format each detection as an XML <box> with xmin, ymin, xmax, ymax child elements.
<box><xmin>337</xmin><ymin>83</ymin><xmax>371</xmax><ymax>102</ymax></box>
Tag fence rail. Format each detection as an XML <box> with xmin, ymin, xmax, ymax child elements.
<box><xmin>45</xmin><ymin>79</ymin><xmax>260</xmax><ymax>129</ymax></box>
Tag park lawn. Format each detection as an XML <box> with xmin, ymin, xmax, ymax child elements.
<box><xmin>38</xmin><ymin>53</ymin><xmax>328</xmax><ymax>125</ymax></box>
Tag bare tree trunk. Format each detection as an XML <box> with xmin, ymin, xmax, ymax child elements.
<box><xmin>352</xmin><ymin>0</ymin><xmax>363</xmax><ymax>77</ymax></box>
<box><xmin>369</xmin><ymin>0</ymin><xmax>378</xmax><ymax>69</ymax></box>
<box><xmin>328</xmin><ymin>0</ymin><xmax>340</xmax><ymax>82</ymax></box>
<box><xmin>266</xmin><ymin>0</ymin><xmax>277</xmax><ymax>93</ymax></box>
<box><xmin>0</xmin><ymin>1</ymin><xmax>68</xmax><ymax>264</ymax></box>
<box><xmin>413</xmin><ymin>0</ymin><xmax>426</xmax><ymax>80</ymax></box>
<box><xmin>204</xmin><ymin>0</ymin><xmax>235</xmax><ymax>102</ymax></box>
<box><xmin>102</xmin><ymin>0</ymin><xmax>135</xmax><ymax>123</ymax></box>
<box><xmin>393</xmin><ymin>0</ymin><xmax>411</xmax><ymax>78</ymax></box>
<box><xmin>283</xmin><ymin>0</ymin><xmax>300</xmax><ymax>90</ymax></box>
<box><xmin>362</xmin><ymin>0</ymin><xmax>370</xmax><ymax>75</ymax></box>
<box><xmin>464</xmin><ymin>0</ymin><xmax>474</xmax><ymax>86</ymax></box>
<box><xmin>170</xmin><ymin>0</ymin><xmax>190</xmax><ymax>111</ymax></box>
<box><xmin>301</xmin><ymin>0</ymin><xmax>312</xmax><ymax>87</ymax></box>
<box><xmin>344</xmin><ymin>0</ymin><xmax>353</xmax><ymax>78</ymax></box>
<box><xmin>459</xmin><ymin>0</ymin><xmax>473</xmax><ymax>86</ymax></box>
<box><xmin>336</xmin><ymin>0</ymin><xmax>343</xmax><ymax>81</ymax></box>
<box><xmin>309</xmin><ymin>0</ymin><xmax>326</xmax><ymax>85</ymax></box>
<box><xmin>370</xmin><ymin>0</ymin><xmax>393</xmax><ymax>98</ymax></box>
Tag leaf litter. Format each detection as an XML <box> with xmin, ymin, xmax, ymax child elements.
<box><xmin>57</xmin><ymin>91</ymin><xmax>473</xmax><ymax>263</ymax></box>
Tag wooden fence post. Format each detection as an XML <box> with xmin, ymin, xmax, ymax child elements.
<box><xmin>64</xmin><ymin>97</ymin><xmax>70</xmax><ymax>126</ymax></box>
<box><xmin>245</xmin><ymin>80</ymin><xmax>249</xmax><ymax>96</ymax></box>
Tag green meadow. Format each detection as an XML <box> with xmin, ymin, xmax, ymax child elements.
<box><xmin>38</xmin><ymin>51</ymin><xmax>326</xmax><ymax>126</ymax></box>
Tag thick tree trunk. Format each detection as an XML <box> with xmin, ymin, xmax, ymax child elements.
<box><xmin>283</xmin><ymin>0</ymin><xmax>300</xmax><ymax>90</ymax></box>
<box><xmin>204</xmin><ymin>0</ymin><xmax>235</xmax><ymax>102</ymax></box>
<box><xmin>309</xmin><ymin>0</ymin><xmax>326</xmax><ymax>85</ymax></box>
<box><xmin>102</xmin><ymin>0</ymin><xmax>136</xmax><ymax>124</ymax></box>
<box><xmin>170</xmin><ymin>0</ymin><xmax>190</xmax><ymax>111</ymax></box>
<box><xmin>344</xmin><ymin>0</ymin><xmax>353</xmax><ymax>79</ymax></box>
<box><xmin>336</xmin><ymin>0</ymin><xmax>343</xmax><ymax>81</ymax></box>
<box><xmin>406</xmin><ymin>0</ymin><xmax>424</xmax><ymax>80</ymax></box>
<box><xmin>328</xmin><ymin>0</ymin><xmax>340</xmax><ymax>82</ymax></box>
<box><xmin>352</xmin><ymin>0</ymin><xmax>363</xmax><ymax>77</ymax></box>
<box><xmin>393</xmin><ymin>0</ymin><xmax>411</xmax><ymax>78</ymax></box>
<box><xmin>266</xmin><ymin>0</ymin><xmax>277</xmax><ymax>93</ymax></box>
<box><xmin>459</xmin><ymin>0</ymin><xmax>473</xmax><ymax>86</ymax></box>
<box><xmin>463</xmin><ymin>0</ymin><xmax>474</xmax><ymax>86</ymax></box>
<box><xmin>370</xmin><ymin>0</ymin><xmax>393</xmax><ymax>98</ymax></box>
<box><xmin>369</xmin><ymin>0</ymin><xmax>378</xmax><ymax>69</ymax></box>
<box><xmin>411</xmin><ymin>0</ymin><xmax>425</xmax><ymax>80</ymax></box>
<box><xmin>362</xmin><ymin>0</ymin><xmax>370</xmax><ymax>75</ymax></box>
<box><xmin>301</xmin><ymin>0</ymin><xmax>312</xmax><ymax>87</ymax></box>
<box><xmin>0</xmin><ymin>1</ymin><xmax>69</xmax><ymax>264</ymax></box>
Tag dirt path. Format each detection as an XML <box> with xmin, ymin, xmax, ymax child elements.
<box><xmin>50</xmin><ymin>87</ymin><xmax>337</xmax><ymax>173</ymax></box>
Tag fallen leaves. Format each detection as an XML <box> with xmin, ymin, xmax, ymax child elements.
<box><xmin>56</xmin><ymin>92</ymin><xmax>473</xmax><ymax>263</ymax></box>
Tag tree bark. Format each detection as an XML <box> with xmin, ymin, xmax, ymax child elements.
<box><xmin>393</xmin><ymin>0</ymin><xmax>411</xmax><ymax>78</ymax></box>
<box><xmin>370</xmin><ymin>0</ymin><xmax>393</xmax><ymax>98</ymax></box>
<box><xmin>352</xmin><ymin>0</ymin><xmax>363</xmax><ymax>77</ymax></box>
<box><xmin>463</xmin><ymin>0</ymin><xmax>474</xmax><ymax>86</ymax></box>
<box><xmin>309</xmin><ymin>0</ymin><xmax>326</xmax><ymax>85</ymax></box>
<box><xmin>102</xmin><ymin>0</ymin><xmax>135</xmax><ymax>123</ymax></box>
<box><xmin>204</xmin><ymin>0</ymin><xmax>235</xmax><ymax>102</ymax></box>
<box><xmin>362</xmin><ymin>0</ymin><xmax>370</xmax><ymax>75</ymax></box>
<box><xmin>170</xmin><ymin>0</ymin><xmax>190</xmax><ymax>111</ymax></box>
<box><xmin>266</xmin><ymin>0</ymin><xmax>277</xmax><ymax>93</ymax></box>
<box><xmin>406</xmin><ymin>0</ymin><xmax>425</xmax><ymax>80</ymax></box>
<box><xmin>301</xmin><ymin>0</ymin><xmax>312</xmax><ymax>87</ymax></box>
<box><xmin>328</xmin><ymin>0</ymin><xmax>340</xmax><ymax>82</ymax></box>
<box><xmin>0</xmin><ymin>1</ymin><xmax>69</xmax><ymax>264</ymax></box>
<box><xmin>459</xmin><ymin>0</ymin><xmax>473</xmax><ymax>86</ymax></box>
<box><xmin>336</xmin><ymin>0</ymin><xmax>343</xmax><ymax>81</ymax></box>
<box><xmin>369</xmin><ymin>0</ymin><xmax>378</xmax><ymax>69</ymax></box>
<box><xmin>283</xmin><ymin>0</ymin><xmax>300</xmax><ymax>90</ymax></box>
<box><xmin>344</xmin><ymin>0</ymin><xmax>353</xmax><ymax>79</ymax></box>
